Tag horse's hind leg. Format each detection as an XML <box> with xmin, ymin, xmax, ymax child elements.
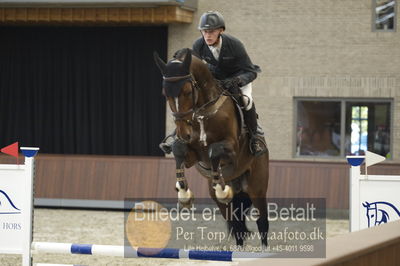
<box><xmin>172</xmin><ymin>139</ymin><xmax>194</xmax><ymax>208</ymax></box>
<box><xmin>208</xmin><ymin>182</ymin><xmax>249</xmax><ymax>247</ymax></box>
<box><xmin>247</xmin><ymin>173</ymin><xmax>269</xmax><ymax>247</ymax></box>
<box><xmin>251</xmin><ymin>196</ymin><xmax>269</xmax><ymax>247</ymax></box>
<box><xmin>230</xmin><ymin>192</ymin><xmax>252</xmax><ymax>246</ymax></box>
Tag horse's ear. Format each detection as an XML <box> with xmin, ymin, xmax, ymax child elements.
<box><xmin>153</xmin><ymin>51</ymin><xmax>167</xmax><ymax>75</ymax></box>
<box><xmin>182</xmin><ymin>48</ymin><xmax>192</xmax><ymax>71</ymax></box>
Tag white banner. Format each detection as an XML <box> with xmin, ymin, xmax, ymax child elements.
<box><xmin>0</xmin><ymin>164</ymin><xmax>26</xmax><ymax>253</ymax></box>
<box><xmin>0</xmin><ymin>157</ymin><xmax>34</xmax><ymax>266</ymax></box>
<box><xmin>349</xmin><ymin>156</ymin><xmax>400</xmax><ymax>232</ymax></box>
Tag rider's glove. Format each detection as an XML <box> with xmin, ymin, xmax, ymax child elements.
<box><xmin>221</xmin><ymin>77</ymin><xmax>242</xmax><ymax>94</ymax></box>
<box><xmin>206</xmin><ymin>63</ymin><xmax>217</xmax><ymax>75</ymax></box>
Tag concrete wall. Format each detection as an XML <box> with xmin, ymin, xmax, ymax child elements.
<box><xmin>167</xmin><ymin>0</ymin><xmax>400</xmax><ymax>161</ymax></box>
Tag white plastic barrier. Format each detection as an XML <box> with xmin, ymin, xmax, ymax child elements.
<box><xmin>347</xmin><ymin>151</ymin><xmax>400</xmax><ymax>232</ymax></box>
<box><xmin>0</xmin><ymin>149</ymin><xmax>37</xmax><ymax>266</ymax></box>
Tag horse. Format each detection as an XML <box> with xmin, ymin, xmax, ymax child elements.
<box><xmin>154</xmin><ymin>48</ymin><xmax>269</xmax><ymax>247</ymax></box>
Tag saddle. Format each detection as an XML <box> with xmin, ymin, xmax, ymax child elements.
<box><xmin>228</xmin><ymin>92</ymin><xmax>265</xmax><ymax>138</ymax></box>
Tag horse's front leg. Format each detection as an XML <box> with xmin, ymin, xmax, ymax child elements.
<box><xmin>208</xmin><ymin>141</ymin><xmax>235</xmax><ymax>204</ymax></box>
<box><xmin>172</xmin><ymin>139</ymin><xmax>195</xmax><ymax>208</ymax></box>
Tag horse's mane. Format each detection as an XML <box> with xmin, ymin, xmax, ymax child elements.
<box><xmin>173</xmin><ymin>48</ymin><xmax>201</xmax><ymax>61</ymax></box>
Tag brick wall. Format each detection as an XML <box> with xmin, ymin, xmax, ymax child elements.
<box><xmin>167</xmin><ymin>0</ymin><xmax>400</xmax><ymax>161</ymax></box>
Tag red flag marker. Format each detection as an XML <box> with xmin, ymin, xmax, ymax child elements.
<box><xmin>1</xmin><ymin>142</ymin><xmax>19</xmax><ymax>158</ymax></box>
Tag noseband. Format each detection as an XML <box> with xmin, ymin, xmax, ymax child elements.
<box><xmin>164</xmin><ymin>72</ymin><xmax>227</xmax><ymax>136</ymax></box>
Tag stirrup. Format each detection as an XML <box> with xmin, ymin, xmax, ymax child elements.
<box><xmin>249</xmin><ymin>135</ymin><xmax>267</xmax><ymax>157</ymax></box>
<box><xmin>159</xmin><ymin>142</ymin><xmax>172</xmax><ymax>154</ymax></box>
<box><xmin>159</xmin><ymin>132</ymin><xmax>176</xmax><ymax>154</ymax></box>
<box><xmin>256</xmin><ymin>125</ymin><xmax>265</xmax><ymax>136</ymax></box>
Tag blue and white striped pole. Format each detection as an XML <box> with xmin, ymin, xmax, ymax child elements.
<box><xmin>36</xmin><ymin>264</ymin><xmax>83</xmax><ymax>266</ymax></box>
<box><xmin>32</xmin><ymin>242</ymin><xmax>273</xmax><ymax>262</ymax></box>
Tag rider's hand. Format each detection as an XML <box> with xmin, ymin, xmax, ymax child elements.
<box><xmin>206</xmin><ymin>63</ymin><xmax>217</xmax><ymax>75</ymax></box>
<box><xmin>221</xmin><ymin>77</ymin><xmax>242</xmax><ymax>94</ymax></box>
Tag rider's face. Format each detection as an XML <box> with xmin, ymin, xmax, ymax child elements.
<box><xmin>201</xmin><ymin>28</ymin><xmax>224</xmax><ymax>46</ymax></box>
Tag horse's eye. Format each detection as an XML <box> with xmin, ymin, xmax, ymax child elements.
<box><xmin>371</xmin><ymin>214</ymin><xmax>375</xmax><ymax>218</ymax></box>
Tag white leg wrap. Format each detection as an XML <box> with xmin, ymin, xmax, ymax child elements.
<box><xmin>176</xmin><ymin>181</ymin><xmax>193</xmax><ymax>203</ymax></box>
<box><xmin>214</xmin><ymin>184</ymin><xmax>233</xmax><ymax>201</ymax></box>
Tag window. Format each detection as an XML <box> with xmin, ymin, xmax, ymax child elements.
<box><xmin>345</xmin><ymin>102</ymin><xmax>391</xmax><ymax>156</ymax></box>
<box><xmin>349</xmin><ymin>106</ymin><xmax>369</xmax><ymax>154</ymax></box>
<box><xmin>373</xmin><ymin>0</ymin><xmax>396</xmax><ymax>31</ymax></box>
<box><xmin>295</xmin><ymin>99</ymin><xmax>392</xmax><ymax>158</ymax></box>
<box><xmin>296</xmin><ymin>101</ymin><xmax>341</xmax><ymax>156</ymax></box>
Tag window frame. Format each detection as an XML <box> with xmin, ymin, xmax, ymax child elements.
<box><xmin>293</xmin><ymin>98</ymin><xmax>394</xmax><ymax>159</ymax></box>
<box><xmin>372</xmin><ymin>0</ymin><xmax>397</xmax><ymax>32</ymax></box>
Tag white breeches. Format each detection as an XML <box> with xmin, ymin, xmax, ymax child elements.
<box><xmin>240</xmin><ymin>83</ymin><xmax>253</xmax><ymax>111</ymax></box>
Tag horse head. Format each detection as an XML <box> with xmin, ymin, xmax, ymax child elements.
<box><xmin>154</xmin><ymin>48</ymin><xmax>217</xmax><ymax>144</ymax></box>
<box><xmin>154</xmin><ymin>49</ymin><xmax>195</xmax><ymax>142</ymax></box>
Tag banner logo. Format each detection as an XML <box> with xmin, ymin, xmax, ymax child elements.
<box><xmin>363</xmin><ymin>201</ymin><xmax>400</xmax><ymax>227</ymax></box>
<box><xmin>0</xmin><ymin>190</ymin><xmax>21</xmax><ymax>214</ymax></box>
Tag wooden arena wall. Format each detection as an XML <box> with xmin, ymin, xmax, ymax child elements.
<box><xmin>2</xmin><ymin>155</ymin><xmax>399</xmax><ymax>209</ymax></box>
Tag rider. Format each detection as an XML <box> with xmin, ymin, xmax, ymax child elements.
<box><xmin>193</xmin><ymin>11</ymin><xmax>266</xmax><ymax>156</ymax></box>
<box><xmin>159</xmin><ymin>11</ymin><xmax>267</xmax><ymax>156</ymax></box>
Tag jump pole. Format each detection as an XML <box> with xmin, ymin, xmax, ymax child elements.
<box><xmin>35</xmin><ymin>264</ymin><xmax>80</xmax><ymax>266</ymax></box>
<box><xmin>31</xmin><ymin>242</ymin><xmax>273</xmax><ymax>262</ymax></box>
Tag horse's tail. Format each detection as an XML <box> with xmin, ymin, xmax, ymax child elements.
<box><xmin>227</xmin><ymin>191</ymin><xmax>252</xmax><ymax>244</ymax></box>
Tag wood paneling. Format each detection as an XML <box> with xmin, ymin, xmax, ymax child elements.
<box><xmin>0</xmin><ymin>6</ymin><xmax>193</xmax><ymax>25</ymax></box>
<box><xmin>1</xmin><ymin>155</ymin><xmax>399</xmax><ymax>209</ymax></box>
<box><xmin>268</xmin><ymin>161</ymin><xmax>351</xmax><ymax>209</ymax></box>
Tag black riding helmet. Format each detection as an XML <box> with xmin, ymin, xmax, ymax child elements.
<box><xmin>198</xmin><ymin>11</ymin><xmax>225</xmax><ymax>30</ymax></box>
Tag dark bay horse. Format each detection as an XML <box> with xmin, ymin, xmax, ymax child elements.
<box><xmin>154</xmin><ymin>48</ymin><xmax>269</xmax><ymax>247</ymax></box>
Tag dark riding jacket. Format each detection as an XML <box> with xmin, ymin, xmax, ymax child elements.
<box><xmin>192</xmin><ymin>34</ymin><xmax>261</xmax><ymax>87</ymax></box>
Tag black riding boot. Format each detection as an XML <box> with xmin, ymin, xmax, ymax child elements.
<box><xmin>243</xmin><ymin>104</ymin><xmax>267</xmax><ymax>156</ymax></box>
<box><xmin>159</xmin><ymin>129</ymin><xmax>176</xmax><ymax>154</ymax></box>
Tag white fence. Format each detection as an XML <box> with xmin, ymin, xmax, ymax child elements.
<box><xmin>0</xmin><ymin>153</ymin><xmax>35</xmax><ymax>266</ymax></box>
<box><xmin>348</xmin><ymin>152</ymin><xmax>400</xmax><ymax>232</ymax></box>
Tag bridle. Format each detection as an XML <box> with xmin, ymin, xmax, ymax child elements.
<box><xmin>164</xmin><ymin>73</ymin><xmax>225</xmax><ymax>125</ymax></box>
